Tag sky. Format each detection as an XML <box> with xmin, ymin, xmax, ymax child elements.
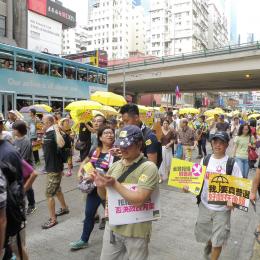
<box><xmin>61</xmin><ymin>0</ymin><xmax>260</xmax><ymax>42</ymax></box>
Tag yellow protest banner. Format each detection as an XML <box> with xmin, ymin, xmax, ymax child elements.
<box><xmin>140</xmin><ymin>111</ymin><xmax>154</xmax><ymax>128</ymax></box>
<box><xmin>168</xmin><ymin>158</ymin><xmax>206</xmax><ymax>195</ymax></box>
<box><xmin>208</xmin><ymin>174</ymin><xmax>252</xmax><ymax>212</ymax></box>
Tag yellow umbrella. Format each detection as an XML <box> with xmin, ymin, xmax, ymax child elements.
<box><xmin>204</xmin><ymin>108</ymin><xmax>225</xmax><ymax>117</ymax></box>
<box><xmin>34</xmin><ymin>104</ymin><xmax>52</xmax><ymax>112</ymax></box>
<box><xmin>179</xmin><ymin>107</ymin><xmax>199</xmax><ymax>115</ymax></box>
<box><xmin>65</xmin><ymin>100</ymin><xmax>103</xmax><ymax>111</ymax></box>
<box><xmin>90</xmin><ymin>91</ymin><xmax>127</xmax><ymax>107</ymax></box>
<box><xmin>138</xmin><ymin>105</ymin><xmax>150</xmax><ymax>114</ymax></box>
<box><xmin>248</xmin><ymin>113</ymin><xmax>260</xmax><ymax>120</ymax></box>
<box><xmin>100</xmin><ymin>105</ymin><xmax>119</xmax><ymax>116</ymax></box>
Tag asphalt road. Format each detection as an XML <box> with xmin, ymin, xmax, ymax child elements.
<box><xmin>25</xmin><ymin>149</ymin><xmax>258</xmax><ymax>260</ymax></box>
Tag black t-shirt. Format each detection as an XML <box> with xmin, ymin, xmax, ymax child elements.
<box><xmin>0</xmin><ymin>140</ymin><xmax>23</xmax><ymax>183</ymax></box>
<box><xmin>43</xmin><ymin>130</ymin><xmax>63</xmax><ymax>173</ymax></box>
<box><xmin>79</xmin><ymin>122</ymin><xmax>92</xmax><ymax>142</ymax></box>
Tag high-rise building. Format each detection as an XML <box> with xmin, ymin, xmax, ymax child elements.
<box><xmin>147</xmin><ymin>0</ymin><xmax>209</xmax><ymax>57</ymax></box>
<box><xmin>86</xmin><ymin>0</ymin><xmax>145</xmax><ymax>60</ymax></box>
<box><xmin>147</xmin><ymin>0</ymin><xmax>228</xmax><ymax>57</ymax></box>
<box><xmin>62</xmin><ymin>26</ymin><xmax>90</xmax><ymax>55</ymax></box>
<box><xmin>208</xmin><ymin>1</ymin><xmax>228</xmax><ymax>49</ymax></box>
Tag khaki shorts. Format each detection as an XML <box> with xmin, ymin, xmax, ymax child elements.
<box><xmin>45</xmin><ymin>172</ymin><xmax>62</xmax><ymax>198</ymax></box>
<box><xmin>194</xmin><ymin>203</ymin><xmax>231</xmax><ymax>247</ymax></box>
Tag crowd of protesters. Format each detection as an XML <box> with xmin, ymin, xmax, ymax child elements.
<box><xmin>1</xmin><ymin>104</ymin><xmax>260</xmax><ymax>260</ymax></box>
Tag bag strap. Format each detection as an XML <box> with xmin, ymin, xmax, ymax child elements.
<box><xmin>117</xmin><ymin>157</ymin><xmax>148</xmax><ymax>183</ymax></box>
<box><xmin>226</xmin><ymin>157</ymin><xmax>235</xmax><ymax>175</ymax></box>
<box><xmin>203</xmin><ymin>154</ymin><xmax>211</xmax><ymax>167</ymax></box>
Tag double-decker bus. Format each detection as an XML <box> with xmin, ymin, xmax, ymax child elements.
<box><xmin>63</xmin><ymin>50</ymin><xmax>108</xmax><ymax>68</ymax></box>
<box><xmin>0</xmin><ymin>43</ymin><xmax>108</xmax><ymax>116</ymax></box>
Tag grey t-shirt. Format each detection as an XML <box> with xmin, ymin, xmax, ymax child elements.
<box><xmin>14</xmin><ymin>136</ymin><xmax>33</xmax><ymax>165</ymax></box>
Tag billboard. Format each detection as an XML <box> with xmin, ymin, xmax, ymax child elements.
<box><xmin>27</xmin><ymin>0</ymin><xmax>76</xmax><ymax>28</ymax></box>
<box><xmin>27</xmin><ymin>10</ymin><xmax>62</xmax><ymax>54</ymax></box>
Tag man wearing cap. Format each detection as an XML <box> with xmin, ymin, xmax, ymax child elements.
<box><xmin>93</xmin><ymin>125</ymin><xmax>159</xmax><ymax>260</ymax></box>
<box><xmin>0</xmin><ymin>114</ymin><xmax>12</xmax><ymax>142</ymax></box>
<box><xmin>216</xmin><ymin>115</ymin><xmax>230</xmax><ymax>133</ymax></box>
<box><xmin>5</xmin><ymin>110</ymin><xmax>17</xmax><ymax>132</ymax></box>
<box><xmin>194</xmin><ymin>131</ymin><xmax>242</xmax><ymax>260</ymax></box>
<box><xmin>177</xmin><ymin>118</ymin><xmax>196</xmax><ymax>161</ymax></box>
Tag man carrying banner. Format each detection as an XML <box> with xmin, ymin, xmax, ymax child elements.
<box><xmin>193</xmin><ymin>132</ymin><xmax>242</xmax><ymax>260</ymax></box>
<box><xmin>92</xmin><ymin>125</ymin><xmax>159</xmax><ymax>260</ymax></box>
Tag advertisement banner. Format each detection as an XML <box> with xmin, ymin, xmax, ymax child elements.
<box><xmin>27</xmin><ymin>10</ymin><xmax>62</xmax><ymax>54</ymax></box>
<box><xmin>168</xmin><ymin>159</ymin><xmax>206</xmax><ymax>195</ymax></box>
<box><xmin>46</xmin><ymin>0</ymin><xmax>76</xmax><ymax>28</ymax></box>
<box><xmin>107</xmin><ymin>184</ymin><xmax>160</xmax><ymax>226</ymax></box>
<box><xmin>208</xmin><ymin>174</ymin><xmax>252</xmax><ymax>212</ymax></box>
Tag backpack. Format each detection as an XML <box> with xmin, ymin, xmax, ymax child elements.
<box><xmin>0</xmin><ymin>161</ymin><xmax>25</xmax><ymax>237</ymax></box>
<box><xmin>142</xmin><ymin>126</ymin><xmax>162</xmax><ymax>168</ymax></box>
<box><xmin>196</xmin><ymin>154</ymin><xmax>235</xmax><ymax>205</ymax></box>
<box><xmin>57</xmin><ymin>132</ymin><xmax>72</xmax><ymax>164</ymax></box>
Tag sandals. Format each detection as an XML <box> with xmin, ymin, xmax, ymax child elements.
<box><xmin>254</xmin><ymin>229</ymin><xmax>260</xmax><ymax>244</ymax></box>
<box><xmin>55</xmin><ymin>208</ymin><xmax>70</xmax><ymax>216</ymax></box>
<box><xmin>42</xmin><ymin>219</ymin><xmax>58</xmax><ymax>229</ymax></box>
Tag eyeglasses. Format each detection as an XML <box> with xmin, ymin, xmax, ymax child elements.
<box><xmin>103</xmin><ymin>131</ymin><xmax>114</xmax><ymax>136</ymax></box>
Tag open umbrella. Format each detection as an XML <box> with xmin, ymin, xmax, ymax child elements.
<box><xmin>179</xmin><ymin>107</ymin><xmax>199</xmax><ymax>115</ymax></box>
<box><xmin>100</xmin><ymin>105</ymin><xmax>119</xmax><ymax>116</ymax></box>
<box><xmin>204</xmin><ymin>108</ymin><xmax>225</xmax><ymax>117</ymax></box>
<box><xmin>20</xmin><ymin>106</ymin><xmax>48</xmax><ymax>114</ymax></box>
<box><xmin>65</xmin><ymin>100</ymin><xmax>103</xmax><ymax>111</ymax></box>
<box><xmin>248</xmin><ymin>113</ymin><xmax>260</xmax><ymax>120</ymax></box>
<box><xmin>90</xmin><ymin>91</ymin><xmax>127</xmax><ymax>107</ymax></box>
<box><xmin>138</xmin><ymin>105</ymin><xmax>150</xmax><ymax>114</ymax></box>
<box><xmin>34</xmin><ymin>104</ymin><xmax>52</xmax><ymax>113</ymax></box>
<box><xmin>92</xmin><ymin>110</ymin><xmax>105</xmax><ymax>117</ymax></box>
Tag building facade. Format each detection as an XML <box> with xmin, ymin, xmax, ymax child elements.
<box><xmin>147</xmin><ymin>0</ymin><xmax>228</xmax><ymax>57</ymax></box>
<box><xmin>86</xmin><ymin>0</ymin><xmax>145</xmax><ymax>60</ymax></box>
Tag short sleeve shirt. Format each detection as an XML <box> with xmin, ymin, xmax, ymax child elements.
<box><xmin>0</xmin><ymin>170</ymin><xmax>6</xmax><ymax>209</ymax></box>
<box><xmin>108</xmin><ymin>154</ymin><xmax>159</xmax><ymax>238</ymax></box>
<box><xmin>234</xmin><ymin>135</ymin><xmax>254</xmax><ymax>159</ymax></box>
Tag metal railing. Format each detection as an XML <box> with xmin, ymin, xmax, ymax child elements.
<box><xmin>108</xmin><ymin>41</ymin><xmax>260</xmax><ymax>71</ymax></box>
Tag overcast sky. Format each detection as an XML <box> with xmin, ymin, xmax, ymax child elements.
<box><xmin>61</xmin><ymin>0</ymin><xmax>260</xmax><ymax>42</ymax></box>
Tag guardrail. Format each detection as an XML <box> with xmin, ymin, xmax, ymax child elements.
<box><xmin>108</xmin><ymin>41</ymin><xmax>260</xmax><ymax>71</ymax></box>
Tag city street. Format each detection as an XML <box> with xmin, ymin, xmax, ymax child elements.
<box><xmin>26</xmin><ymin>152</ymin><xmax>258</xmax><ymax>260</ymax></box>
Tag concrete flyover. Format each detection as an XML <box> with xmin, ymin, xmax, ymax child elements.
<box><xmin>108</xmin><ymin>42</ymin><xmax>260</xmax><ymax>95</ymax></box>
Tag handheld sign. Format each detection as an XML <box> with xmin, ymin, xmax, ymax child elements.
<box><xmin>208</xmin><ymin>174</ymin><xmax>252</xmax><ymax>212</ymax></box>
<box><xmin>107</xmin><ymin>184</ymin><xmax>160</xmax><ymax>225</ymax></box>
<box><xmin>168</xmin><ymin>158</ymin><xmax>206</xmax><ymax>195</ymax></box>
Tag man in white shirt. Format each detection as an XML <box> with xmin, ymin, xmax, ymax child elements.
<box><xmin>195</xmin><ymin>131</ymin><xmax>242</xmax><ymax>260</ymax></box>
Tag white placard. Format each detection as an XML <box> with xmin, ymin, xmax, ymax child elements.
<box><xmin>27</xmin><ymin>10</ymin><xmax>62</xmax><ymax>54</ymax></box>
<box><xmin>107</xmin><ymin>184</ymin><xmax>160</xmax><ymax>226</ymax></box>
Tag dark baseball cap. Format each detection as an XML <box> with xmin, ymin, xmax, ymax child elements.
<box><xmin>210</xmin><ymin>131</ymin><xmax>230</xmax><ymax>143</ymax></box>
<box><xmin>115</xmin><ymin>125</ymin><xmax>143</xmax><ymax>148</ymax></box>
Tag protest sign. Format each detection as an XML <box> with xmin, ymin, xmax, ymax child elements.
<box><xmin>107</xmin><ymin>184</ymin><xmax>160</xmax><ymax>225</ymax></box>
<box><xmin>140</xmin><ymin>111</ymin><xmax>154</xmax><ymax>128</ymax></box>
<box><xmin>168</xmin><ymin>158</ymin><xmax>206</xmax><ymax>195</ymax></box>
<box><xmin>208</xmin><ymin>174</ymin><xmax>252</xmax><ymax>212</ymax></box>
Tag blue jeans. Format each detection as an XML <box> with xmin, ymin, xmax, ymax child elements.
<box><xmin>235</xmin><ymin>157</ymin><xmax>249</xmax><ymax>178</ymax></box>
<box><xmin>81</xmin><ymin>188</ymin><xmax>102</xmax><ymax>242</ymax></box>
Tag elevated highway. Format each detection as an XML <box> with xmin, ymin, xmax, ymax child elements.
<box><xmin>108</xmin><ymin>42</ymin><xmax>260</xmax><ymax>95</ymax></box>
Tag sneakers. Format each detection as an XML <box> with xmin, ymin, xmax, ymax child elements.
<box><xmin>65</xmin><ymin>169</ymin><xmax>72</xmax><ymax>177</ymax></box>
<box><xmin>55</xmin><ymin>208</ymin><xmax>70</xmax><ymax>216</ymax></box>
<box><xmin>26</xmin><ymin>205</ymin><xmax>37</xmax><ymax>215</ymax></box>
<box><xmin>203</xmin><ymin>243</ymin><xmax>212</xmax><ymax>260</ymax></box>
<box><xmin>99</xmin><ymin>218</ymin><xmax>106</xmax><ymax>230</ymax></box>
<box><xmin>42</xmin><ymin>219</ymin><xmax>58</xmax><ymax>229</ymax></box>
<box><xmin>69</xmin><ymin>240</ymin><xmax>88</xmax><ymax>251</ymax></box>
